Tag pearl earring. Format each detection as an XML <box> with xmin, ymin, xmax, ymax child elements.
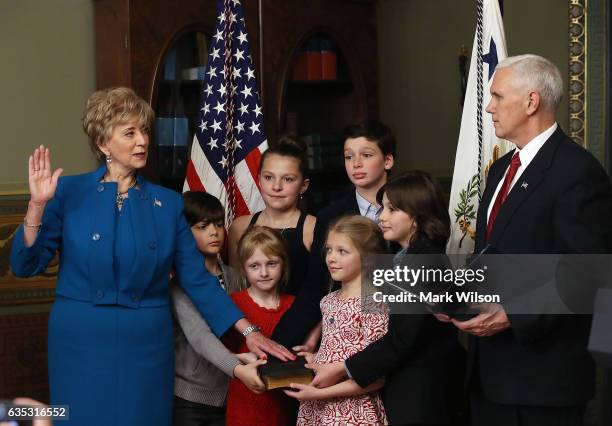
<box><xmin>106</xmin><ymin>154</ymin><xmax>112</xmax><ymax>164</ymax></box>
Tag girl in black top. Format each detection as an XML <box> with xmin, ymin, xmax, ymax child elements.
<box><xmin>228</xmin><ymin>136</ymin><xmax>315</xmax><ymax>296</ymax></box>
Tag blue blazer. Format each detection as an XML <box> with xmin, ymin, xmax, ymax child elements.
<box><xmin>11</xmin><ymin>166</ymin><xmax>242</xmax><ymax>337</ymax></box>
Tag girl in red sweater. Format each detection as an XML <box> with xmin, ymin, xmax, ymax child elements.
<box><xmin>225</xmin><ymin>226</ymin><xmax>296</xmax><ymax>426</ymax></box>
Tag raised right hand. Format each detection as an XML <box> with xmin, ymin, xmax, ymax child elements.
<box><xmin>29</xmin><ymin>145</ymin><xmax>63</xmax><ymax>205</ymax></box>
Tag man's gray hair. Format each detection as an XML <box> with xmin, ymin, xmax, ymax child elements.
<box><xmin>497</xmin><ymin>54</ymin><xmax>563</xmax><ymax>112</ymax></box>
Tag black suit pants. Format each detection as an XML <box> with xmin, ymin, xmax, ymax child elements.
<box><xmin>470</xmin><ymin>391</ymin><xmax>585</xmax><ymax>426</ymax></box>
<box><xmin>172</xmin><ymin>396</ymin><xmax>225</xmax><ymax>426</ymax></box>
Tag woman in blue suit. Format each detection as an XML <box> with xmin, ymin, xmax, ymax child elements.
<box><xmin>10</xmin><ymin>87</ymin><xmax>292</xmax><ymax>426</ymax></box>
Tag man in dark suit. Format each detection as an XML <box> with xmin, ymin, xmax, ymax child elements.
<box><xmin>445</xmin><ymin>54</ymin><xmax>612</xmax><ymax>426</ymax></box>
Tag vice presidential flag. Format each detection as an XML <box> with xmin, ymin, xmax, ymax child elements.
<box><xmin>447</xmin><ymin>0</ymin><xmax>509</xmax><ymax>254</ymax></box>
<box><xmin>184</xmin><ymin>0</ymin><xmax>266</xmax><ymax>225</ymax></box>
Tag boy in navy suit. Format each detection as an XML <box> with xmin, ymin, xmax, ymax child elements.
<box><xmin>272</xmin><ymin>120</ymin><xmax>396</xmax><ymax>347</ymax></box>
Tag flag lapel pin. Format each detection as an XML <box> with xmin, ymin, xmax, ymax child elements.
<box><xmin>154</xmin><ymin>199</ymin><xmax>162</xmax><ymax>207</ymax></box>
<box><xmin>521</xmin><ymin>182</ymin><xmax>528</xmax><ymax>189</ymax></box>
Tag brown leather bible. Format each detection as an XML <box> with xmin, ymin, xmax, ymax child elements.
<box><xmin>257</xmin><ymin>356</ymin><xmax>314</xmax><ymax>390</ymax></box>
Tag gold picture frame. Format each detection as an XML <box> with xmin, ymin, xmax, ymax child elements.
<box><xmin>569</xmin><ymin>0</ymin><xmax>608</xmax><ymax>167</ymax></box>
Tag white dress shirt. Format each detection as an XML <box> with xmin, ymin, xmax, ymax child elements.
<box><xmin>355</xmin><ymin>189</ymin><xmax>380</xmax><ymax>222</ymax></box>
<box><xmin>486</xmin><ymin>123</ymin><xmax>558</xmax><ymax>221</ymax></box>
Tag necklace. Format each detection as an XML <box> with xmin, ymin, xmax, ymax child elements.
<box><xmin>260</xmin><ymin>210</ymin><xmax>299</xmax><ymax>235</ymax></box>
<box><xmin>114</xmin><ymin>179</ymin><xmax>137</xmax><ymax>211</ymax></box>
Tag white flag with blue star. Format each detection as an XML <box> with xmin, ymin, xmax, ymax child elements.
<box><xmin>447</xmin><ymin>0</ymin><xmax>509</xmax><ymax>254</ymax></box>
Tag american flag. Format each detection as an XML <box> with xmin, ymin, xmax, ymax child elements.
<box><xmin>184</xmin><ymin>0</ymin><xmax>266</xmax><ymax>225</ymax></box>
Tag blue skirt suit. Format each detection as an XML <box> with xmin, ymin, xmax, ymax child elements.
<box><xmin>10</xmin><ymin>166</ymin><xmax>243</xmax><ymax>426</ymax></box>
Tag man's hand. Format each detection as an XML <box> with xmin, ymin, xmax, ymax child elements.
<box><xmin>284</xmin><ymin>383</ymin><xmax>324</xmax><ymax>401</ymax></box>
<box><xmin>308</xmin><ymin>361</ymin><xmax>346</xmax><ymax>388</ymax></box>
<box><xmin>433</xmin><ymin>312</ymin><xmax>452</xmax><ymax>323</ymax></box>
<box><xmin>451</xmin><ymin>303</ymin><xmax>510</xmax><ymax>337</ymax></box>
<box><xmin>245</xmin><ymin>332</ymin><xmax>295</xmax><ymax>361</ymax></box>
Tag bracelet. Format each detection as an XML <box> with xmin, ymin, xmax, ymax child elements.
<box><xmin>241</xmin><ymin>324</ymin><xmax>261</xmax><ymax>337</ymax></box>
<box><xmin>23</xmin><ymin>218</ymin><xmax>42</xmax><ymax>228</ymax></box>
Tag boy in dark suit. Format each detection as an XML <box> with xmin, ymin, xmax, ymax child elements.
<box><xmin>272</xmin><ymin>120</ymin><xmax>395</xmax><ymax>347</ymax></box>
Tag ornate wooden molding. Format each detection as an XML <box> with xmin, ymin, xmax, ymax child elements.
<box><xmin>569</xmin><ymin>0</ymin><xmax>586</xmax><ymax>147</ymax></box>
<box><xmin>0</xmin><ymin>213</ymin><xmax>57</xmax><ymax>306</ymax></box>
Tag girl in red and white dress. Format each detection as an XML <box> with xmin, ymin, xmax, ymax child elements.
<box><xmin>285</xmin><ymin>215</ymin><xmax>389</xmax><ymax>425</ymax></box>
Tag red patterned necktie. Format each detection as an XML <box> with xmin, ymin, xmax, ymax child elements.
<box><xmin>486</xmin><ymin>152</ymin><xmax>521</xmax><ymax>241</ymax></box>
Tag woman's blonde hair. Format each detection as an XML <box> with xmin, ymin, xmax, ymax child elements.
<box><xmin>82</xmin><ymin>87</ymin><xmax>154</xmax><ymax>161</ymax></box>
<box><xmin>237</xmin><ymin>226</ymin><xmax>289</xmax><ymax>292</ymax></box>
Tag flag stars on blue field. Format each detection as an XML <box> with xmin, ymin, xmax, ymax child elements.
<box><xmin>216</xmin><ymin>84</ymin><xmax>225</xmax><ymax>97</ymax></box>
<box><xmin>249</xmin><ymin>122</ymin><xmax>260</xmax><ymax>134</ymax></box>
<box><xmin>233</xmin><ymin>49</ymin><xmax>245</xmax><ymax>61</ymax></box>
<box><xmin>191</xmin><ymin>0</ymin><xmax>267</xmax><ymax>182</ymax></box>
<box><xmin>214</xmin><ymin>101</ymin><xmax>225</xmax><ymax>115</ymax></box>
<box><xmin>211</xmin><ymin>119</ymin><xmax>222</xmax><ymax>133</ymax></box>
<box><xmin>237</xmin><ymin>31</ymin><xmax>247</xmax><ymax>45</ymax></box>
<box><xmin>241</xmin><ymin>86</ymin><xmax>252</xmax><ymax>98</ymax></box>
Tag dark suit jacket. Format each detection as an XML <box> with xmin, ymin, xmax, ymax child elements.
<box><xmin>346</xmin><ymin>237</ymin><xmax>465</xmax><ymax>425</ymax></box>
<box><xmin>469</xmin><ymin>126</ymin><xmax>612</xmax><ymax>406</ymax></box>
<box><xmin>272</xmin><ymin>190</ymin><xmax>359</xmax><ymax>347</ymax></box>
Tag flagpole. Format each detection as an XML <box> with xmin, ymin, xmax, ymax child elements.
<box><xmin>476</xmin><ymin>0</ymin><xmax>484</xmax><ymax>199</ymax></box>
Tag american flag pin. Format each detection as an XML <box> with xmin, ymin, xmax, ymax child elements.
<box><xmin>154</xmin><ymin>199</ymin><xmax>162</xmax><ymax>207</ymax></box>
<box><xmin>521</xmin><ymin>182</ymin><xmax>528</xmax><ymax>189</ymax></box>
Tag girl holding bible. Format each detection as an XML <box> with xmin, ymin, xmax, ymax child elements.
<box><xmin>307</xmin><ymin>171</ymin><xmax>465</xmax><ymax>426</ymax></box>
<box><xmin>286</xmin><ymin>215</ymin><xmax>389</xmax><ymax>425</ymax></box>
